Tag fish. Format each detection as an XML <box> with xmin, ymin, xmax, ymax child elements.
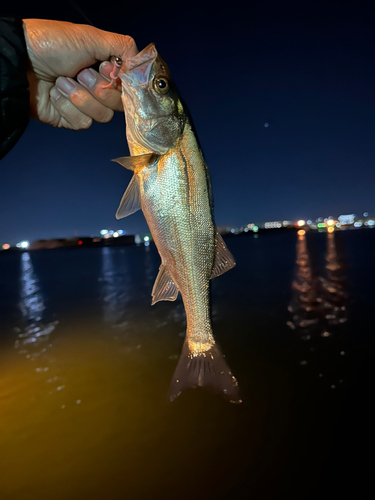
<box><xmin>113</xmin><ymin>43</ymin><xmax>241</xmax><ymax>403</ymax></box>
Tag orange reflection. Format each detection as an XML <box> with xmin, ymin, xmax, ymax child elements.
<box><xmin>288</xmin><ymin>230</ymin><xmax>348</xmax><ymax>387</ymax></box>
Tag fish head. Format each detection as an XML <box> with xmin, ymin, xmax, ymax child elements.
<box><xmin>120</xmin><ymin>44</ymin><xmax>186</xmax><ymax>155</ymax></box>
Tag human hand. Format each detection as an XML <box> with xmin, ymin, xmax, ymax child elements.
<box><xmin>22</xmin><ymin>19</ymin><xmax>137</xmax><ymax>130</ymax></box>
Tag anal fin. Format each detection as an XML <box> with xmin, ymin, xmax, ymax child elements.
<box><xmin>151</xmin><ymin>265</ymin><xmax>179</xmax><ymax>305</ymax></box>
<box><xmin>210</xmin><ymin>232</ymin><xmax>236</xmax><ymax>279</ymax></box>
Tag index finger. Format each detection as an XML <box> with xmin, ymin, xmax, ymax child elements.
<box><xmin>76</xmin><ymin>67</ymin><xmax>123</xmax><ymax>112</ymax></box>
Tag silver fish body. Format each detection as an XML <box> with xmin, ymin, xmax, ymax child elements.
<box><xmin>114</xmin><ymin>44</ymin><xmax>240</xmax><ymax>402</ymax></box>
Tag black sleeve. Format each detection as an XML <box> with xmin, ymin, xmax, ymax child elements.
<box><xmin>0</xmin><ymin>16</ymin><xmax>30</xmax><ymax>160</ymax></box>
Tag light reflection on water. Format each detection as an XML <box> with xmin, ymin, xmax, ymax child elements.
<box><xmin>16</xmin><ymin>252</ymin><xmax>58</xmax><ymax>366</ymax></box>
<box><xmin>0</xmin><ymin>232</ymin><xmax>373</xmax><ymax>499</ymax></box>
<box><xmin>100</xmin><ymin>246</ymin><xmax>130</xmax><ymax>326</ymax></box>
<box><xmin>19</xmin><ymin>251</ymin><xmax>45</xmax><ymax>322</ymax></box>
<box><xmin>288</xmin><ymin>230</ymin><xmax>348</xmax><ymax>388</ymax></box>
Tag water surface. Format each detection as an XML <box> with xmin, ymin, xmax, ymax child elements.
<box><xmin>0</xmin><ymin>230</ymin><xmax>373</xmax><ymax>499</ymax></box>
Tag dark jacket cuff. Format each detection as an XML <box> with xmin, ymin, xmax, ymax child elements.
<box><xmin>0</xmin><ymin>16</ymin><xmax>30</xmax><ymax>160</ymax></box>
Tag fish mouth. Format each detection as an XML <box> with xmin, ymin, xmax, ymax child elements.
<box><xmin>121</xmin><ymin>43</ymin><xmax>158</xmax><ymax>86</ymax></box>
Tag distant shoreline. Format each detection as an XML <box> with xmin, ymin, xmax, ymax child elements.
<box><xmin>1</xmin><ymin>225</ymin><xmax>373</xmax><ymax>253</ymax></box>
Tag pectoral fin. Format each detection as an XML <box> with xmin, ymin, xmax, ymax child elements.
<box><xmin>151</xmin><ymin>265</ymin><xmax>179</xmax><ymax>305</ymax></box>
<box><xmin>115</xmin><ymin>176</ymin><xmax>141</xmax><ymax>219</ymax></box>
<box><xmin>210</xmin><ymin>232</ymin><xmax>236</xmax><ymax>279</ymax></box>
<box><xmin>112</xmin><ymin>153</ymin><xmax>158</xmax><ymax>171</ymax></box>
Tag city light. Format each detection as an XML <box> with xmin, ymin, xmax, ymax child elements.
<box><xmin>2</xmin><ymin>214</ymin><xmax>372</xmax><ymax>254</ymax></box>
<box><xmin>338</xmin><ymin>214</ymin><xmax>355</xmax><ymax>225</ymax></box>
<box><xmin>100</xmin><ymin>229</ymin><xmax>125</xmax><ymax>238</ymax></box>
<box><xmin>265</xmin><ymin>221</ymin><xmax>282</xmax><ymax>229</ymax></box>
<box><xmin>16</xmin><ymin>240</ymin><xmax>29</xmax><ymax>249</ymax></box>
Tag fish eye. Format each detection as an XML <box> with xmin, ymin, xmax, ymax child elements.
<box><xmin>153</xmin><ymin>76</ymin><xmax>170</xmax><ymax>94</ymax></box>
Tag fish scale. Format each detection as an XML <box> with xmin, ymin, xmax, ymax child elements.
<box><xmin>112</xmin><ymin>43</ymin><xmax>240</xmax><ymax>403</ymax></box>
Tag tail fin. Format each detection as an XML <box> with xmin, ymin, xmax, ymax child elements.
<box><xmin>169</xmin><ymin>341</ymin><xmax>241</xmax><ymax>403</ymax></box>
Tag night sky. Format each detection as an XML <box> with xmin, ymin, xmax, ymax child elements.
<box><xmin>2</xmin><ymin>1</ymin><xmax>374</xmax><ymax>245</ymax></box>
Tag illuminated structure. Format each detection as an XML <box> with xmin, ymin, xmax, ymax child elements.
<box><xmin>16</xmin><ymin>240</ymin><xmax>29</xmax><ymax>249</ymax></box>
<box><xmin>338</xmin><ymin>214</ymin><xmax>355</xmax><ymax>225</ymax></box>
<box><xmin>264</xmin><ymin>221</ymin><xmax>282</xmax><ymax>229</ymax></box>
<box><xmin>1</xmin><ymin>212</ymin><xmax>374</xmax><ymax>253</ymax></box>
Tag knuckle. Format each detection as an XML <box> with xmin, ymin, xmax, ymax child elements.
<box><xmin>58</xmin><ymin>99</ymin><xmax>72</xmax><ymax>114</ymax></box>
<box><xmin>71</xmin><ymin>115</ymin><xmax>92</xmax><ymax>130</ymax></box>
<box><xmin>79</xmin><ymin>116</ymin><xmax>93</xmax><ymax>129</ymax></box>
<box><xmin>95</xmin><ymin>86</ymin><xmax>110</xmax><ymax>100</ymax></box>
<box><xmin>122</xmin><ymin>35</ymin><xmax>138</xmax><ymax>56</ymax></box>
<box><xmin>99</xmin><ymin>109</ymin><xmax>114</xmax><ymax>123</ymax></box>
<box><xmin>71</xmin><ymin>90</ymin><xmax>89</xmax><ymax>107</ymax></box>
<box><xmin>124</xmin><ymin>35</ymin><xmax>136</xmax><ymax>47</ymax></box>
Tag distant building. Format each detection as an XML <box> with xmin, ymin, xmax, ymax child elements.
<box><xmin>28</xmin><ymin>235</ymin><xmax>135</xmax><ymax>250</ymax></box>
<box><xmin>338</xmin><ymin>214</ymin><xmax>355</xmax><ymax>225</ymax></box>
<box><xmin>30</xmin><ymin>239</ymin><xmax>65</xmax><ymax>250</ymax></box>
<box><xmin>282</xmin><ymin>220</ymin><xmax>293</xmax><ymax>227</ymax></box>
<box><xmin>264</xmin><ymin>221</ymin><xmax>282</xmax><ymax>229</ymax></box>
<box><xmin>216</xmin><ymin>226</ymin><xmax>233</xmax><ymax>235</ymax></box>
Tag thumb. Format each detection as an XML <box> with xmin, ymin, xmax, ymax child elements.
<box><xmin>84</xmin><ymin>26</ymin><xmax>138</xmax><ymax>62</ymax></box>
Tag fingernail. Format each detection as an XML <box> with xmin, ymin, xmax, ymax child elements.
<box><xmin>56</xmin><ymin>77</ymin><xmax>77</xmax><ymax>96</ymax></box>
<box><xmin>99</xmin><ymin>61</ymin><xmax>114</xmax><ymax>79</ymax></box>
<box><xmin>50</xmin><ymin>87</ymin><xmax>62</xmax><ymax>100</ymax></box>
<box><xmin>77</xmin><ymin>68</ymin><xmax>97</xmax><ymax>88</ymax></box>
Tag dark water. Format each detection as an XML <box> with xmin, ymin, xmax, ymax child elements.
<box><xmin>0</xmin><ymin>230</ymin><xmax>373</xmax><ymax>499</ymax></box>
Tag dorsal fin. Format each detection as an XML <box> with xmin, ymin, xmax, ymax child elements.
<box><xmin>210</xmin><ymin>232</ymin><xmax>236</xmax><ymax>279</ymax></box>
<box><xmin>151</xmin><ymin>264</ymin><xmax>179</xmax><ymax>305</ymax></box>
<box><xmin>112</xmin><ymin>153</ymin><xmax>158</xmax><ymax>171</ymax></box>
<box><xmin>115</xmin><ymin>176</ymin><xmax>141</xmax><ymax>219</ymax></box>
